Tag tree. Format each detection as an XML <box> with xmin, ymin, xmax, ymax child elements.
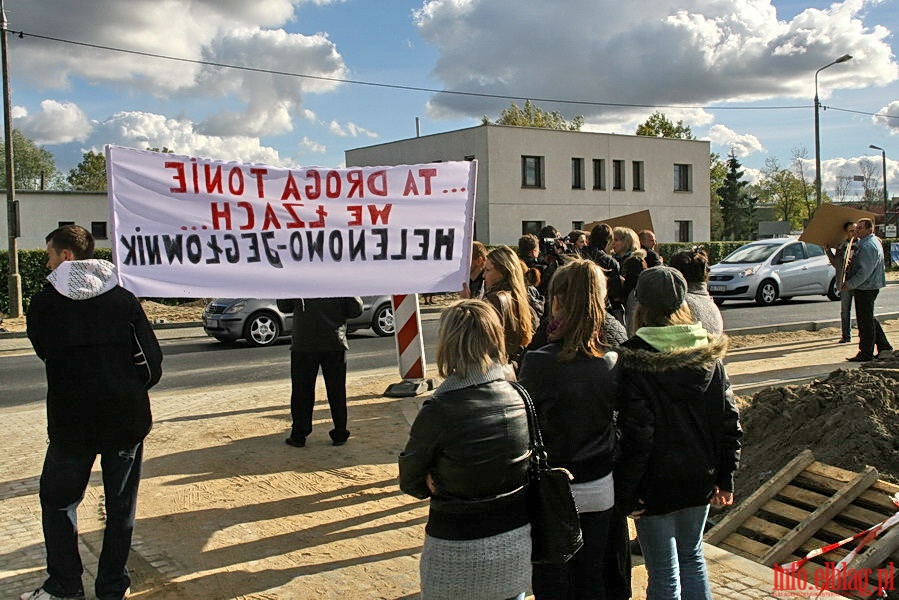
<box><xmin>832</xmin><ymin>170</ymin><xmax>853</xmax><ymax>204</ymax></box>
<box><xmin>756</xmin><ymin>157</ymin><xmax>808</xmax><ymax>230</ymax></box>
<box><xmin>709</xmin><ymin>153</ymin><xmax>727</xmax><ymax>240</ymax></box>
<box><xmin>635</xmin><ymin>111</ymin><xmax>696</xmax><ymax>140</ymax></box>
<box><xmin>0</xmin><ymin>129</ymin><xmax>58</xmax><ymax>190</ymax></box>
<box><xmin>482</xmin><ymin>100</ymin><xmax>583</xmax><ymax>131</ymax></box>
<box><xmin>717</xmin><ymin>150</ymin><xmax>757</xmax><ymax>240</ymax></box>
<box><xmin>67</xmin><ymin>150</ymin><xmax>107</xmax><ymax>192</ymax></box>
<box><xmin>790</xmin><ymin>146</ymin><xmax>815</xmax><ymax>219</ymax></box>
<box><xmin>856</xmin><ymin>158</ymin><xmax>882</xmax><ymax>206</ymax></box>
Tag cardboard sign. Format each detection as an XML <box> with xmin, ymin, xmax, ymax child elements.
<box><xmin>798</xmin><ymin>204</ymin><xmax>877</xmax><ymax>248</ymax></box>
<box><xmin>583</xmin><ymin>210</ymin><xmax>654</xmax><ymax>235</ymax></box>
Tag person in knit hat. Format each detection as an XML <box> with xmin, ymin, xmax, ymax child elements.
<box><xmin>615</xmin><ymin>266</ymin><xmax>742</xmax><ymax>600</ymax></box>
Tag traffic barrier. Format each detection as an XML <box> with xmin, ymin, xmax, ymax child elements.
<box><xmin>384</xmin><ymin>294</ymin><xmax>434</xmax><ymax>397</ymax></box>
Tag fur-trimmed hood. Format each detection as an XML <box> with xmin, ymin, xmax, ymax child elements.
<box><xmin>618</xmin><ymin>331</ymin><xmax>729</xmax><ymax>389</ymax></box>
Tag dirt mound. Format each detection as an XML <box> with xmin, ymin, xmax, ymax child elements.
<box><xmin>735</xmin><ymin>361</ymin><xmax>899</xmax><ymax>501</ymax></box>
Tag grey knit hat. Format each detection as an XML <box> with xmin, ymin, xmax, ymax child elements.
<box><xmin>635</xmin><ymin>266</ymin><xmax>688</xmax><ymax>312</ymax></box>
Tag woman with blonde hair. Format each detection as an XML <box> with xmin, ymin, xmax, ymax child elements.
<box><xmin>483</xmin><ymin>245</ymin><xmax>535</xmax><ymax>365</ymax></box>
<box><xmin>399</xmin><ymin>300</ymin><xmax>531</xmax><ymax>600</ymax></box>
<box><xmin>612</xmin><ymin>226</ymin><xmax>648</xmax><ymax>334</ymax></box>
<box><xmin>519</xmin><ymin>259</ymin><xmax>642</xmax><ymax>599</ymax></box>
<box><xmin>617</xmin><ymin>266</ymin><xmax>741</xmax><ymax>600</ymax></box>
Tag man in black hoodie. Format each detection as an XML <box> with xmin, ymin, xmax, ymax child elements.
<box><xmin>24</xmin><ymin>225</ymin><xmax>163</xmax><ymax>600</ymax></box>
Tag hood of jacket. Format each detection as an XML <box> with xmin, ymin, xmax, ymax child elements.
<box><xmin>47</xmin><ymin>259</ymin><xmax>118</xmax><ymax>300</ymax></box>
<box><xmin>619</xmin><ymin>330</ymin><xmax>729</xmax><ymax>382</ymax></box>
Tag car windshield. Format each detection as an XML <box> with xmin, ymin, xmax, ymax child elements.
<box><xmin>720</xmin><ymin>243</ymin><xmax>781</xmax><ymax>264</ymax></box>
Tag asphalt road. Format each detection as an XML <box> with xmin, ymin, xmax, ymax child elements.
<box><xmin>2</xmin><ymin>283</ymin><xmax>896</xmax><ymax>410</ymax></box>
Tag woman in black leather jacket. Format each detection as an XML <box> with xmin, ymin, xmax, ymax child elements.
<box><xmin>399</xmin><ymin>300</ymin><xmax>531</xmax><ymax>600</ymax></box>
<box><xmin>519</xmin><ymin>259</ymin><xmax>650</xmax><ymax>600</ymax></box>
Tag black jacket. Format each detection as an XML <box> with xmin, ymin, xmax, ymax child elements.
<box><xmin>27</xmin><ymin>267</ymin><xmax>162</xmax><ymax>452</ymax></box>
<box><xmin>520</xmin><ymin>344</ymin><xmax>647</xmax><ymax>488</ymax></box>
<box><xmin>398</xmin><ymin>379</ymin><xmax>530</xmax><ymax>539</ymax></box>
<box><xmin>277</xmin><ymin>297</ymin><xmax>363</xmax><ymax>352</ymax></box>
<box><xmin>615</xmin><ymin>334</ymin><xmax>742</xmax><ymax>516</ymax></box>
<box><xmin>583</xmin><ymin>247</ymin><xmax>625</xmax><ymax>310</ymax></box>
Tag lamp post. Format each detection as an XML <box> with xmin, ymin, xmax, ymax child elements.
<box><xmin>1</xmin><ymin>0</ymin><xmax>22</xmax><ymax>318</ymax></box>
<box><xmin>814</xmin><ymin>53</ymin><xmax>853</xmax><ymax>208</ymax></box>
<box><xmin>869</xmin><ymin>144</ymin><xmax>889</xmax><ymax>225</ymax></box>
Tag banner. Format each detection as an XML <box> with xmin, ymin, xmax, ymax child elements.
<box><xmin>107</xmin><ymin>146</ymin><xmax>476</xmax><ymax>298</ymax></box>
<box><xmin>799</xmin><ymin>203</ymin><xmax>876</xmax><ymax>248</ymax></box>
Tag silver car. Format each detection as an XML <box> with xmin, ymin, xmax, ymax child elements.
<box><xmin>203</xmin><ymin>296</ymin><xmax>395</xmax><ymax>346</ymax></box>
<box><xmin>708</xmin><ymin>238</ymin><xmax>840</xmax><ymax>306</ymax></box>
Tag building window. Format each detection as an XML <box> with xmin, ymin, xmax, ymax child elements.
<box><xmin>522</xmin><ymin>220</ymin><xmax>545</xmax><ymax>236</ymax></box>
<box><xmin>612</xmin><ymin>160</ymin><xmax>625</xmax><ymax>190</ymax></box>
<box><xmin>464</xmin><ymin>155</ymin><xmax>475</xmax><ymax>161</ymax></box>
<box><xmin>572</xmin><ymin>221</ymin><xmax>584</xmax><ymax>231</ymax></box>
<box><xmin>571</xmin><ymin>158</ymin><xmax>584</xmax><ymax>189</ymax></box>
<box><xmin>58</xmin><ymin>221</ymin><xmax>75</xmax><ymax>227</ymax></box>
<box><xmin>675</xmin><ymin>220</ymin><xmax>693</xmax><ymax>242</ymax></box>
<box><xmin>522</xmin><ymin>156</ymin><xmax>544</xmax><ymax>188</ymax></box>
<box><xmin>592</xmin><ymin>159</ymin><xmax>605</xmax><ymax>190</ymax></box>
<box><xmin>91</xmin><ymin>221</ymin><xmax>108</xmax><ymax>239</ymax></box>
<box><xmin>674</xmin><ymin>164</ymin><xmax>692</xmax><ymax>192</ymax></box>
<box><xmin>632</xmin><ymin>161</ymin><xmax>644</xmax><ymax>191</ymax></box>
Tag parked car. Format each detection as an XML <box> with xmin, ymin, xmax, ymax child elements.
<box><xmin>203</xmin><ymin>296</ymin><xmax>395</xmax><ymax>346</ymax></box>
<box><xmin>708</xmin><ymin>238</ymin><xmax>840</xmax><ymax>306</ymax></box>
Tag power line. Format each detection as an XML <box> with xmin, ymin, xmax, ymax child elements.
<box><xmin>11</xmin><ymin>28</ymin><xmax>822</xmax><ymax>113</ymax></box>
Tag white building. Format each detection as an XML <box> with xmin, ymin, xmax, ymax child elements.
<box><xmin>1</xmin><ymin>190</ymin><xmax>110</xmax><ymax>251</ymax></box>
<box><xmin>346</xmin><ymin>124</ymin><xmax>710</xmax><ymax>244</ymax></box>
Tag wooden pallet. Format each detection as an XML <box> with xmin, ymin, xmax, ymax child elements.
<box><xmin>705</xmin><ymin>450</ymin><xmax>899</xmax><ymax>585</ymax></box>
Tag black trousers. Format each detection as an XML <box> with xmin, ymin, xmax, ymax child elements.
<box><xmin>853</xmin><ymin>289</ymin><xmax>892</xmax><ymax>359</ymax></box>
<box><xmin>289</xmin><ymin>350</ymin><xmax>348</xmax><ymax>439</ymax></box>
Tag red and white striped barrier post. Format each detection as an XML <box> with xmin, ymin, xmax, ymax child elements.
<box><xmin>384</xmin><ymin>293</ymin><xmax>434</xmax><ymax>397</ymax></box>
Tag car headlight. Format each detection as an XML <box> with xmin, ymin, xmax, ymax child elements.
<box><xmin>739</xmin><ymin>266</ymin><xmax>757</xmax><ymax>278</ymax></box>
<box><xmin>224</xmin><ymin>300</ymin><xmax>247</xmax><ymax>314</ymax></box>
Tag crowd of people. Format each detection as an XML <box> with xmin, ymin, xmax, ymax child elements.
<box><xmin>400</xmin><ymin>223</ymin><xmax>746</xmax><ymax>600</ymax></box>
<box><xmin>21</xmin><ymin>219</ymin><xmax>891</xmax><ymax>600</ymax></box>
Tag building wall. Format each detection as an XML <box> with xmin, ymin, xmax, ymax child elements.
<box><xmin>1</xmin><ymin>191</ymin><xmax>111</xmax><ymax>251</ymax></box>
<box><xmin>347</xmin><ymin>124</ymin><xmax>710</xmax><ymax>245</ymax></box>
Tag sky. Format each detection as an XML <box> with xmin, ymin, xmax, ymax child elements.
<box><xmin>3</xmin><ymin>0</ymin><xmax>898</xmax><ymax>201</ymax></box>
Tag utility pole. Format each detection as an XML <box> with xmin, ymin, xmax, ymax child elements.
<box><xmin>1</xmin><ymin>0</ymin><xmax>22</xmax><ymax>318</ymax></box>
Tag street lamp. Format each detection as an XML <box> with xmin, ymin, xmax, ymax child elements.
<box><xmin>814</xmin><ymin>53</ymin><xmax>853</xmax><ymax>208</ymax></box>
<box><xmin>869</xmin><ymin>144</ymin><xmax>889</xmax><ymax>224</ymax></box>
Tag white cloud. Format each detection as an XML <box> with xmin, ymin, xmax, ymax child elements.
<box><xmin>14</xmin><ymin>100</ymin><xmax>92</xmax><ymax>145</ymax></box>
<box><xmin>707</xmin><ymin>124</ymin><xmax>765</xmax><ymax>157</ymax></box>
<box><xmin>299</xmin><ymin>136</ymin><xmax>327</xmax><ymax>154</ymax></box>
<box><xmin>872</xmin><ymin>101</ymin><xmax>899</xmax><ymax>134</ymax></box>
<box><xmin>414</xmin><ymin>0</ymin><xmax>897</xmax><ymax>121</ymax></box>
<box><xmin>328</xmin><ymin>120</ymin><xmax>378</xmax><ymax>138</ymax></box>
<box><xmin>87</xmin><ymin>111</ymin><xmax>292</xmax><ymax>167</ymax></box>
<box><xmin>9</xmin><ymin>1</ymin><xmax>347</xmax><ymax>139</ymax></box>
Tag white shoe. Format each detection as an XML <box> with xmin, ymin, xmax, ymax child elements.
<box><xmin>20</xmin><ymin>588</ymin><xmax>84</xmax><ymax>600</ymax></box>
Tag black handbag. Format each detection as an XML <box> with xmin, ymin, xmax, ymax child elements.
<box><xmin>510</xmin><ymin>382</ymin><xmax>584</xmax><ymax>564</ymax></box>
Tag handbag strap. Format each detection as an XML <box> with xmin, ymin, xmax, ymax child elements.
<box><xmin>509</xmin><ymin>381</ymin><xmax>549</xmax><ymax>468</ymax></box>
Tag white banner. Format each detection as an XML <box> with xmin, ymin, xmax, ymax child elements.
<box><xmin>106</xmin><ymin>146</ymin><xmax>476</xmax><ymax>298</ymax></box>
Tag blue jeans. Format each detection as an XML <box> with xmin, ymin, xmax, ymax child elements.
<box><xmin>840</xmin><ymin>288</ymin><xmax>854</xmax><ymax>340</ymax></box>
<box><xmin>532</xmin><ymin>508</ymin><xmax>613</xmax><ymax>599</ymax></box>
<box><xmin>635</xmin><ymin>505</ymin><xmax>712</xmax><ymax>600</ymax></box>
<box><xmin>39</xmin><ymin>442</ymin><xmax>143</xmax><ymax>600</ymax></box>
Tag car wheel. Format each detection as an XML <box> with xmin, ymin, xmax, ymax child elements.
<box><xmin>755</xmin><ymin>279</ymin><xmax>779</xmax><ymax>306</ymax></box>
<box><xmin>243</xmin><ymin>311</ymin><xmax>282</xmax><ymax>347</ymax></box>
<box><xmin>713</xmin><ymin>297</ymin><xmax>725</xmax><ymax>306</ymax></box>
<box><xmin>371</xmin><ymin>303</ymin><xmax>395</xmax><ymax>337</ymax></box>
<box><xmin>827</xmin><ymin>277</ymin><xmax>841</xmax><ymax>301</ymax></box>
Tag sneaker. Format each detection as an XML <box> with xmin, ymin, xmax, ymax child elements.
<box><xmin>20</xmin><ymin>588</ymin><xmax>85</xmax><ymax>600</ymax></box>
<box><xmin>838</xmin><ymin>338</ymin><xmax>851</xmax><ymax>343</ymax></box>
<box><xmin>284</xmin><ymin>436</ymin><xmax>306</xmax><ymax>448</ymax></box>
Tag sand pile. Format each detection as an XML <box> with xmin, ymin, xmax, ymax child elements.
<box><xmin>735</xmin><ymin>360</ymin><xmax>899</xmax><ymax>501</ymax></box>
